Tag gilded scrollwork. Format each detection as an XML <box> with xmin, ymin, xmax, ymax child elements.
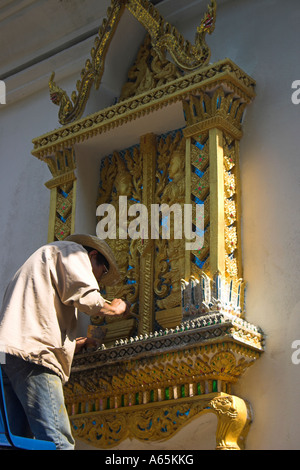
<box><xmin>65</xmin><ymin>336</ymin><xmax>261</xmax><ymax>412</ymax></box>
<box><xmin>65</xmin><ymin>308</ymin><xmax>263</xmax><ymax>449</ymax></box>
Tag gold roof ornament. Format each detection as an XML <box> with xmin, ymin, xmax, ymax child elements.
<box><xmin>49</xmin><ymin>0</ymin><xmax>217</xmax><ymax>125</ymax></box>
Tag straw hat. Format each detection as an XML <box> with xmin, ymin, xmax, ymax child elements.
<box><xmin>65</xmin><ymin>234</ymin><xmax>120</xmax><ymax>286</ymax></box>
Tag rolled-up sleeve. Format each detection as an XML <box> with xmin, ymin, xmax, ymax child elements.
<box><xmin>52</xmin><ymin>243</ymin><xmax>105</xmax><ymax>316</ymax></box>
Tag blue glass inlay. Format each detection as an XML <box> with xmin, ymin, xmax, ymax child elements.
<box><xmin>193</xmin><ymin>167</ymin><xmax>204</xmax><ymax>178</ymax></box>
<box><xmin>58</xmin><ymin>215</ymin><xmax>67</xmax><ymax>223</ymax></box>
<box><xmin>194</xmin><ymin>256</ymin><xmax>205</xmax><ymax>269</ymax></box>
<box><xmin>194</xmin><ymin>140</ymin><xmax>205</xmax><ymax>150</ymax></box>
<box><xmin>60</xmin><ymin>189</ymin><xmax>68</xmax><ymax>198</ymax></box>
<box><xmin>194</xmin><ymin>196</ymin><xmax>204</xmax><ymax>205</ymax></box>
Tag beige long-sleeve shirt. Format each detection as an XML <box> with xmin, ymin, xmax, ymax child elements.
<box><xmin>0</xmin><ymin>241</ymin><xmax>105</xmax><ymax>384</ymax></box>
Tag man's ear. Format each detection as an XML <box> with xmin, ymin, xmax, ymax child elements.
<box><xmin>87</xmin><ymin>249</ymin><xmax>98</xmax><ymax>261</ymax></box>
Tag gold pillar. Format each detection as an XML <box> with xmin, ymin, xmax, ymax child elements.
<box><xmin>209</xmin><ymin>128</ymin><xmax>225</xmax><ymax>276</ymax></box>
<box><xmin>184</xmin><ymin>137</ymin><xmax>192</xmax><ymax>280</ymax></box>
<box><xmin>183</xmin><ymin>87</ymin><xmax>246</xmax><ymax>313</ymax></box>
<box><xmin>138</xmin><ymin>133</ymin><xmax>157</xmax><ymax>335</ymax></box>
<box><xmin>44</xmin><ymin>148</ymin><xmax>77</xmax><ymax>242</ymax></box>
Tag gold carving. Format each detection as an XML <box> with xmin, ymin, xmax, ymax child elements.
<box><xmin>154</xmin><ymin>135</ymin><xmax>185</xmax><ymax>320</ymax></box>
<box><xmin>138</xmin><ymin>133</ymin><xmax>157</xmax><ymax>335</ymax></box>
<box><xmin>65</xmin><ymin>327</ymin><xmax>260</xmax><ymax>448</ymax></box>
<box><xmin>69</xmin><ymin>393</ymin><xmax>251</xmax><ymax>450</ymax></box>
<box><xmin>49</xmin><ymin>0</ymin><xmax>125</xmax><ymax>125</ymax></box>
<box><xmin>126</xmin><ymin>0</ymin><xmax>217</xmax><ymax>71</ymax></box>
<box><xmin>183</xmin><ymin>87</ymin><xmax>247</xmax><ymax>138</ymax></box>
<box><xmin>65</xmin><ymin>338</ymin><xmax>262</xmax><ymax>413</ymax></box>
<box><xmin>94</xmin><ymin>130</ymin><xmax>187</xmax><ymax>341</ymax></box>
<box><xmin>49</xmin><ymin>0</ymin><xmax>216</xmax><ymax>125</ymax></box>
<box><xmin>33</xmin><ymin>59</ymin><xmax>255</xmax><ymax>159</ymax></box>
<box><xmin>120</xmin><ymin>34</ymin><xmax>182</xmax><ymax>101</ymax></box>
<box><xmin>223</xmin><ymin>132</ymin><xmax>240</xmax><ymax>279</ymax></box>
<box><xmin>43</xmin><ymin>148</ymin><xmax>77</xmax><ymax>242</ymax></box>
<box><xmin>33</xmin><ymin>8</ymin><xmax>262</xmax><ymax>447</ymax></box>
<box><xmin>182</xmin><ymin>85</ymin><xmax>248</xmax><ymax>313</ymax></box>
<box><xmin>211</xmin><ymin>395</ymin><xmax>252</xmax><ymax>450</ymax></box>
<box><xmin>93</xmin><ymin>147</ymin><xmax>142</xmax><ymax>342</ymax></box>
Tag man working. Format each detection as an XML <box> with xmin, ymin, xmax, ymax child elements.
<box><xmin>0</xmin><ymin>233</ymin><xmax>129</xmax><ymax>450</ymax></box>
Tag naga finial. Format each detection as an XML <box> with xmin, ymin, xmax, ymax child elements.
<box><xmin>49</xmin><ymin>72</ymin><xmax>73</xmax><ymax>123</ymax></box>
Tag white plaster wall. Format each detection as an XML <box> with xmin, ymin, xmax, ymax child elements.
<box><xmin>0</xmin><ymin>67</ymin><xmax>86</xmax><ymax>300</ymax></box>
<box><xmin>0</xmin><ymin>0</ymin><xmax>300</xmax><ymax>451</ymax></box>
<box><xmin>0</xmin><ymin>89</ymin><xmax>52</xmax><ymax>298</ymax></box>
<box><xmin>179</xmin><ymin>0</ymin><xmax>300</xmax><ymax>450</ymax></box>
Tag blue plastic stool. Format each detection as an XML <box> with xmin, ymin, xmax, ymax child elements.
<box><xmin>0</xmin><ymin>365</ymin><xmax>56</xmax><ymax>450</ymax></box>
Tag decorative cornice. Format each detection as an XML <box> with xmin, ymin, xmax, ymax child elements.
<box><xmin>71</xmin><ymin>312</ymin><xmax>264</xmax><ymax>373</ymax></box>
<box><xmin>65</xmin><ymin>315</ymin><xmax>260</xmax><ymax>450</ymax></box>
<box><xmin>32</xmin><ymin>58</ymin><xmax>255</xmax><ymax>159</ymax></box>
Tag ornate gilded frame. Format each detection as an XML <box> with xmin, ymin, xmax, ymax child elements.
<box><xmin>32</xmin><ymin>0</ymin><xmax>263</xmax><ymax>450</ymax></box>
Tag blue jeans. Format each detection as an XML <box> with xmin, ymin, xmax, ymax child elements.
<box><xmin>2</xmin><ymin>355</ymin><xmax>75</xmax><ymax>450</ymax></box>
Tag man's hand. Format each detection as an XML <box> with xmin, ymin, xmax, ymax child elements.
<box><xmin>75</xmin><ymin>337</ymin><xmax>98</xmax><ymax>354</ymax></box>
<box><xmin>100</xmin><ymin>298</ymin><xmax>131</xmax><ymax>317</ymax></box>
<box><xmin>110</xmin><ymin>298</ymin><xmax>131</xmax><ymax>316</ymax></box>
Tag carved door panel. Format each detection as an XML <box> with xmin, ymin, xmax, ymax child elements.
<box><xmin>94</xmin><ymin>128</ymin><xmax>191</xmax><ymax>341</ymax></box>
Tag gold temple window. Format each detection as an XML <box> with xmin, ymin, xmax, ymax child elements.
<box><xmin>32</xmin><ymin>0</ymin><xmax>263</xmax><ymax>450</ymax></box>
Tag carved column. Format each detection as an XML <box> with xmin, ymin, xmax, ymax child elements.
<box><xmin>44</xmin><ymin>148</ymin><xmax>77</xmax><ymax>242</ymax></box>
<box><xmin>138</xmin><ymin>133</ymin><xmax>157</xmax><ymax>334</ymax></box>
<box><xmin>208</xmin><ymin>128</ymin><xmax>226</xmax><ymax>276</ymax></box>
<box><xmin>182</xmin><ymin>87</ymin><xmax>246</xmax><ymax>316</ymax></box>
